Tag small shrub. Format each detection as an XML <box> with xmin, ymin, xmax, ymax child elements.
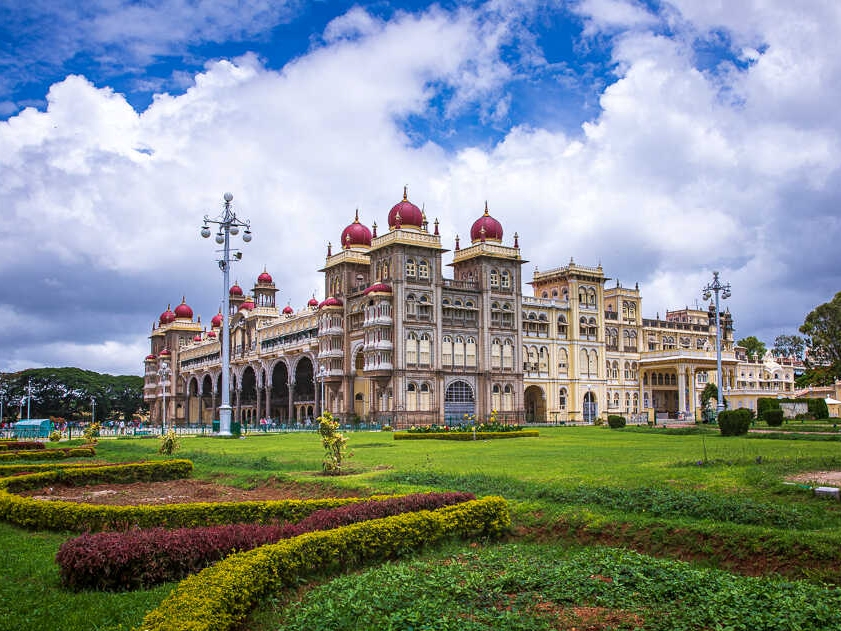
<box><xmin>318</xmin><ymin>411</ymin><xmax>348</xmax><ymax>474</ymax></box>
<box><xmin>607</xmin><ymin>415</ymin><xmax>626</xmax><ymax>429</ymax></box>
<box><xmin>48</xmin><ymin>430</ymin><xmax>61</xmax><ymax>442</ymax></box>
<box><xmin>159</xmin><ymin>428</ymin><xmax>180</xmax><ymax>455</ymax></box>
<box><xmin>764</xmin><ymin>409</ymin><xmax>784</xmax><ymax>427</ymax></box>
<box><xmin>718</xmin><ymin>409</ymin><xmax>752</xmax><ymax>436</ymax></box>
<box><xmin>83</xmin><ymin>422</ymin><xmax>100</xmax><ymax>443</ymax></box>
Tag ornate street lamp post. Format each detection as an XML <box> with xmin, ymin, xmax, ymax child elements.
<box><xmin>702</xmin><ymin>271</ymin><xmax>732</xmax><ymax>413</ymax></box>
<box><xmin>158</xmin><ymin>361</ymin><xmax>171</xmax><ymax>435</ymax></box>
<box><xmin>201</xmin><ymin>192</ymin><xmax>252</xmax><ymax>436</ymax></box>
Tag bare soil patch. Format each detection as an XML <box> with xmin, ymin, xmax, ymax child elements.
<box><xmin>786</xmin><ymin>470</ymin><xmax>841</xmax><ymax>487</ymax></box>
<box><xmin>18</xmin><ymin>478</ymin><xmax>362</xmax><ymax>505</ymax></box>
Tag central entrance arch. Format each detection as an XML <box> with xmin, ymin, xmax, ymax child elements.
<box><xmin>444</xmin><ymin>380</ymin><xmax>475</xmax><ymax>423</ymax></box>
<box><xmin>524</xmin><ymin>385</ymin><xmax>545</xmax><ymax>422</ymax></box>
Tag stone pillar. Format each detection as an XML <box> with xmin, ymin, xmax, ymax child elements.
<box><xmin>678</xmin><ymin>367</ymin><xmax>687</xmax><ymax>415</ymax></box>
<box><xmin>288</xmin><ymin>380</ymin><xmax>295</xmax><ymax>422</ymax></box>
<box><xmin>265</xmin><ymin>382</ymin><xmax>272</xmax><ymax>421</ymax></box>
<box><xmin>235</xmin><ymin>388</ymin><xmax>242</xmax><ymax>424</ymax></box>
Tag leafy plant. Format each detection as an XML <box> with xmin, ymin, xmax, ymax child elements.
<box><xmin>318</xmin><ymin>411</ymin><xmax>348</xmax><ymax>474</ymax></box>
<box><xmin>83</xmin><ymin>422</ymin><xmax>100</xmax><ymax>443</ymax></box>
<box><xmin>607</xmin><ymin>414</ymin><xmax>626</xmax><ymax>429</ymax></box>
<box><xmin>158</xmin><ymin>428</ymin><xmax>180</xmax><ymax>455</ymax></box>
<box><xmin>48</xmin><ymin>430</ymin><xmax>61</xmax><ymax>442</ymax></box>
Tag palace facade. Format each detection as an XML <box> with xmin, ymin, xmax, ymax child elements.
<box><xmin>143</xmin><ymin>188</ymin><xmax>795</xmax><ymax>428</ymax></box>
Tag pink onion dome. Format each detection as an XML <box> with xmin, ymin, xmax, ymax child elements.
<box><xmin>174</xmin><ymin>297</ymin><xmax>193</xmax><ymax>319</ymax></box>
<box><xmin>159</xmin><ymin>304</ymin><xmax>175</xmax><ymax>325</ymax></box>
<box><xmin>229</xmin><ymin>281</ymin><xmax>243</xmax><ymax>296</ymax></box>
<box><xmin>257</xmin><ymin>268</ymin><xmax>273</xmax><ymax>284</ymax></box>
<box><xmin>388</xmin><ymin>186</ymin><xmax>424</xmax><ymax>229</ymax></box>
<box><xmin>363</xmin><ymin>282</ymin><xmax>393</xmax><ymax>295</ymax></box>
<box><xmin>470</xmin><ymin>201</ymin><xmax>503</xmax><ymax>243</ymax></box>
<box><xmin>282</xmin><ymin>304</ymin><xmax>294</xmax><ymax>315</ymax></box>
<box><xmin>240</xmin><ymin>297</ymin><xmax>255</xmax><ymax>311</ymax></box>
<box><xmin>307</xmin><ymin>295</ymin><xmax>319</xmax><ymax>308</ymax></box>
<box><xmin>340</xmin><ymin>209</ymin><xmax>372</xmax><ymax>249</ymax></box>
<box><xmin>211</xmin><ymin>309</ymin><xmax>223</xmax><ymax>328</ymax></box>
<box><xmin>193</xmin><ymin>334</ymin><xmax>203</xmax><ymax>342</ymax></box>
<box><xmin>207</xmin><ymin>330</ymin><xmax>217</xmax><ymax>338</ymax></box>
<box><xmin>159</xmin><ymin>348</ymin><xmax>171</xmax><ymax>357</ymax></box>
<box><xmin>319</xmin><ymin>296</ymin><xmax>344</xmax><ymax>309</ymax></box>
<box><xmin>145</xmin><ymin>354</ymin><xmax>157</xmax><ymax>361</ymax></box>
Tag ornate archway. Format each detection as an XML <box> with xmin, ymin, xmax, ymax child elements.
<box><xmin>444</xmin><ymin>380</ymin><xmax>475</xmax><ymax>423</ymax></box>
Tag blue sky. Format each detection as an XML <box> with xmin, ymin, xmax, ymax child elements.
<box><xmin>1</xmin><ymin>0</ymin><xmax>840</xmax><ymax>376</ymax></box>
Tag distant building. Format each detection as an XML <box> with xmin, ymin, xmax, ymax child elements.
<box><xmin>143</xmin><ymin>188</ymin><xmax>795</xmax><ymax>427</ymax></box>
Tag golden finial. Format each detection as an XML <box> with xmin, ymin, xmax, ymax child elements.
<box><xmin>403</xmin><ymin>185</ymin><xmax>408</xmax><ymax>201</ymax></box>
<box><xmin>484</xmin><ymin>200</ymin><xmax>490</xmax><ymax>216</ymax></box>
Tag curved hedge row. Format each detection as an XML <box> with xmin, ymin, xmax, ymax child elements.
<box><xmin>0</xmin><ymin>460</ymin><xmax>369</xmax><ymax>532</ymax></box>
<box><xmin>136</xmin><ymin>496</ymin><xmax>510</xmax><ymax>631</ymax></box>
<box><xmin>0</xmin><ymin>447</ymin><xmax>95</xmax><ymax>462</ymax></box>
<box><xmin>58</xmin><ymin>492</ymin><xmax>475</xmax><ymax>591</ymax></box>
<box><xmin>0</xmin><ymin>441</ymin><xmax>45</xmax><ymax>451</ymax></box>
<box><xmin>393</xmin><ymin>430</ymin><xmax>539</xmax><ymax>441</ymax></box>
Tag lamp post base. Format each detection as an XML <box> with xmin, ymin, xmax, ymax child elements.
<box><xmin>218</xmin><ymin>405</ymin><xmax>233</xmax><ymax>437</ymax></box>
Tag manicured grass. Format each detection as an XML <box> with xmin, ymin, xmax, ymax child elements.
<box><xmin>5</xmin><ymin>426</ymin><xmax>841</xmax><ymax>630</ymax></box>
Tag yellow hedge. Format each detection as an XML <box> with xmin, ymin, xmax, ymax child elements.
<box><xmin>137</xmin><ymin>496</ymin><xmax>510</xmax><ymax>631</ymax></box>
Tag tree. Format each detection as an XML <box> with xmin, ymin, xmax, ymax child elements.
<box><xmin>800</xmin><ymin>291</ymin><xmax>841</xmax><ymax>379</ymax></box>
<box><xmin>737</xmin><ymin>336</ymin><xmax>767</xmax><ymax>361</ymax></box>
<box><xmin>772</xmin><ymin>334</ymin><xmax>805</xmax><ymax>360</ymax></box>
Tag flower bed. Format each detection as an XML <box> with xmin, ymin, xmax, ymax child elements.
<box><xmin>394</xmin><ymin>430</ymin><xmax>539</xmax><ymax>440</ymax></box>
<box><xmin>57</xmin><ymin>492</ymin><xmax>475</xmax><ymax>591</ymax></box>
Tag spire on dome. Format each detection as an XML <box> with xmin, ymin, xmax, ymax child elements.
<box><xmin>434</xmin><ymin>218</ymin><xmax>439</xmax><ymax>236</ymax></box>
<box><xmin>403</xmin><ymin>185</ymin><xmax>408</xmax><ymax>201</ymax></box>
<box><xmin>455</xmin><ymin>234</ymin><xmax>460</xmax><ymax>251</ymax></box>
<box><xmin>484</xmin><ymin>200</ymin><xmax>490</xmax><ymax>216</ymax></box>
<box><xmin>372</xmin><ymin>221</ymin><xmax>377</xmax><ymax>238</ymax></box>
<box><xmin>514</xmin><ymin>232</ymin><xmax>519</xmax><ymax>248</ymax></box>
<box><xmin>327</xmin><ymin>241</ymin><xmax>332</xmax><ymax>256</ymax></box>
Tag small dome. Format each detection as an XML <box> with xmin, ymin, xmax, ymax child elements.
<box><xmin>229</xmin><ymin>282</ymin><xmax>243</xmax><ymax>296</ymax></box>
<box><xmin>174</xmin><ymin>297</ymin><xmax>193</xmax><ymax>319</ymax></box>
<box><xmin>340</xmin><ymin>209</ymin><xmax>372</xmax><ymax>249</ymax></box>
<box><xmin>257</xmin><ymin>268</ymin><xmax>273</xmax><ymax>284</ymax></box>
<box><xmin>319</xmin><ymin>296</ymin><xmax>344</xmax><ymax>309</ymax></box>
<box><xmin>307</xmin><ymin>296</ymin><xmax>319</xmax><ymax>307</ymax></box>
<box><xmin>145</xmin><ymin>354</ymin><xmax>157</xmax><ymax>361</ymax></box>
<box><xmin>159</xmin><ymin>305</ymin><xmax>175</xmax><ymax>325</ymax></box>
<box><xmin>283</xmin><ymin>304</ymin><xmax>294</xmax><ymax>315</ymax></box>
<box><xmin>388</xmin><ymin>186</ymin><xmax>424</xmax><ymax>229</ymax></box>
<box><xmin>240</xmin><ymin>298</ymin><xmax>255</xmax><ymax>311</ymax></box>
<box><xmin>211</xmin><ymin>310</ymin><xmax>223</xmax><ymax>328</ymax></box>
<box><xmin>159</xmin><ymin>348</ymin><xmax>171</xmax><ymax>356</ymax></box>
<box><xmin>470</xmin><ymin>201</ymin><xmax>503</xmax><ymax>243</ymax></box>
<box><xmin>193</xmin><ymin>334</ymin><xmax>203</xmax><ymax>342</ymax></box>
<box><xmin>363</xmin><ymin>282</ymin><xmax>393</xmax><ymax>295</ymax></box>
<box><xmin>207</xmin><ymin>330</ymin><xmax>217</xmax><ymax>338</ymax></box>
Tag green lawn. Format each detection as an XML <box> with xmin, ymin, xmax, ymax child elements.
<box><xmin>4</xmin><ymin>426</ymin><xmax>841</xmax><ymax>630</ymax></box>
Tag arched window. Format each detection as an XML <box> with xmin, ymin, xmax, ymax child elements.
<box><xmin>406</xmin><ymin>294</ymin><xmax>416</xmax><ymax>317</ymax></box>
<box><xmin>420</xmin><ymin>383</ymin><xmax>431</xmax><ymax>410</ymax></box>
<box><xmin>454</xmin><ymin>336</ymin><xmax>465</xmax><ymax>367</ymax></box>
<box><xmin>419</xmin><ymin>332</ymin><xmax>432</xmax><ymax>366</ymax></box>
<box><xmin>580</xmin><ymin>348</ymin><xmax>590</xmax><ymax>377</ymax></box>
<box><xmin>501</xmin><ymin>270</ymin><xmax>511</xmax><ymax>288</ymax></box>
<box><xmin>558</xmin><ymin>348</ymin><xmax>568</xmax><ymax>373</ymax></box>
<box><xmin>538</xmin><ymin>346</ymin><xmax>549</xmax><ymax>373</ymax></box>
<box><xmin>466</xmin><ymin>337</ymin><xmax>477</xmax><ymax>367</ymax></box>
<box><xmin>559</xmin><ymin>387</ymin><xmax>568</xmax><ymax>410</ymax></box>
<box><xmin>502</xmin><ymin>339</ymin><xmax>514</xmax><ymax>369</ymax></box>
<box><xmin>407</xmin><ymin>382</ymin><xmax>418</xmax><ymax>411</ymax></box>
<box><xmin>491</xmin><ymin>338</ymin><xmax>502</xmax><ymax>370</ymax></box>
<box><xmin>406</xmin><ymin>259</ymin><xmax>416</xmax><ymax>278</ymax></box>
<box><xmin>503</xmin><ymin>384</ymin><xmax>514</xmax><ymax>411</ymax></box>
<box><xmin>491</xmin><ymin>384</ymin><xmax>501</xmax><ymax>412</ymax></box>
<box><xmin>442</xmin><ymin>336</ymin><xmax>453</xmax><ymax>367</ymax></box>
<box><xmin>418</xmin><ymin>259</ymin><xmax>429</xmax><ymax>279</ymax></box>
<box><xmin>557</xmin><ymin>315</ymin><xmax>568</xmax><ymax>338</ymax></box>
<box><xmin>490</xmin><ymin>269</ymin><xmax>499</xmax><ymax>288</ymax></box>
<box><xmin>406</xmin><ymin>332</ymin><xmax>418</xmax><ymax>365</ymax></box>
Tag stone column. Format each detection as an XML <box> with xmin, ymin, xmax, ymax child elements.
<box><xmin>288</xmin><ymin>380</ymin><xmax>295</xmax><ymax>423</ymax></box>
<box><xmin>678</xmin><ymin>367</ymin><xmax>687</xmax><ymax>415</ymax></box>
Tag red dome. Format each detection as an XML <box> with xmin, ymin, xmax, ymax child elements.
<box><xmin>193</xmin><ymin>334</ymin><xmax>203</xmax><ymax>342</ymax></box>
<box><xmin>340</xmin><ymin>210</ymin><xmax>372</xmax><ymax>249</ymax></box>
<box><xmin>283</xmin><ymin>304</ymin><xmax>294</xmax><ymax>315</ymax></box>
<box><xmin>388</xmin><ymin>186</ymin><xmax>423</xmax><ymax>229</ymax></box>
<box><xmin>159</xmin><ymin>348</ymin><xmax>171</xmax><ymax>356</ymax></box>
<box><xmin>211</xmin><ymin>310</ymin><xmax>223</xmax><ymax>328</ymax></box>
<box><xmin>363</xmin><ymin>282</ymin><xmax>392</xmax><ymax>295</ymax></box>
<box><xmin>145</xmin><ymin>354</ymin><xmax>157</xmax><ymax>361</ymax></box>
<box><xmin>308</xmin><ymin>296</ymin><xmax>319</xmax><ymax>307</ymax></box>
<box><xmin>470</xmin><ymin>202</ymin><xmax>503</xmax><ymax>243</ymax></box>
<box><xmin>159</xmin><ymin>305</ymin><xmax>175</xmax><ymax>325</ymax></box>
<box><xmin>257</xmin><ymin>269</ymin><xmax>273</xmax><ymax>284</ymax></box>
<box><xmin>319</xmin><ymin>296</ymin><xmax>344</xmax><ymax>309</ymax></box>
<box><xmin>174</xmin><ymin>297</ymin><xmax>193</xmax><ymax>319</ymax></box>
<box><xmin>240</xmin><ymin>298</ymin><xmax>255</xmax><ymax>311</ymax></box>
<box><xmin>229</xmin><ymin>282</ymin><xmax>243</xmax><ymax>296</ymax></box>
<box><xmin>207</xmin><ymin>330</ymin><xmax>217</xmax><ymax>338</ymax></box>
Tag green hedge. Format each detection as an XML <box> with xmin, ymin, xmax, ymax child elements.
<box><xmin>717</xmin><ymin>409</ymin><xmax>753</xmax><ymax>436</ymax></box>
<box><xmin>764</xmin><ymin>409</ymin><xmax>784</xmax><ymax>427</ymax></box>
<box><xmin>0</xmin><ymin>447</ymin><xmax>95</xmax><ymax>462</ymax></box>
<box><xmin>393</xmin><ymin>430</ymin><xmax>539</xmax><ymax>441</ymax></box>
<box><xmin>607</xmin><ymin>415</ymin><xmax>626</xmax><ymax>429</ymax></box>
<box><xmin>136</xmin><ymin>496</ymin><xmax>510</xmax><ymax>631</ymax></box>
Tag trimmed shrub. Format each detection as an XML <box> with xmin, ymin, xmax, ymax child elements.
<box><xmin>607</xmin><ymin>415</ymin><xmax>626</xmax><ymax>429</ymax></box>
<box><xmin>764</xmin><ymin>409</ymin><xmax>784</xmax><ymax>427</ymax></box>
<box><xmin>718</xmin><ymin>409</ymin><xmax>753</xmax><ymax>436</ymax></box>
<box><xmin>393</xmin><ymin>430</ymin><xmax>539</xmax><ymax>441</ymax></box>
<box><xmin>138</xmin><ymin>496</ymin><xmax>510</xmax><ymax>631</ymax></box>
<box><xmin>757</xmin><ymin>397</ymin><xmax>781</xmax><ymax>420</ymax></box>
<box><xmin>0</xmin><ymin>447</ymin><xmax>95</xmax><ymax>462</ymax></box>
<box><xmin>0</xmin><ymin>441</ymin><xmax>45</xmax><ymax>451</ymax></box>
<box><xmin>808</xmin><ymin>398</ymin><xmax>830</xmax><ymax>420</ymax></box>
<box><xmin>57</xmin><ymin>492</ymin><xmax>475</xmax><ymax>591</ymax></box>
